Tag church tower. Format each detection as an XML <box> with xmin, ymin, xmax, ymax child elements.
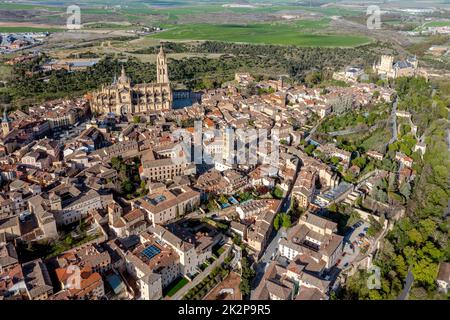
<box><xmin>156</xmin><ymin>45</ymin><xmax>169</xmax><ymax>84</ymax></box>
<box><xmin>118</xmin><ymin>65</ymin><xmax>130</xmax><ymax>86</ymax></box>
<box><xmin>2</xmin><ymin>107</ymin><xmax>12</xmax><ymax>137</ymax></box>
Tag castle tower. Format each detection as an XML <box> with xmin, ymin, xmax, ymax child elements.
<box><xmin>156</xmin><ymin>45</ymin><xmax>169</xmax><ymax>84</ymax></box>
<box><xmin>2</xmin><ymin>107</ymin><xmax>12</xmax><ymax>137</ymax></box>
<box><xmin>380</xmin><ymin>55</ymin><xmax>394</xmax><ymax>74</ymax></box>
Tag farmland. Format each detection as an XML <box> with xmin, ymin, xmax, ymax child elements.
<box><xmin>149</xmin><ymin>22</ymin><xmax>372</xmax><ymax>47</ymax></box>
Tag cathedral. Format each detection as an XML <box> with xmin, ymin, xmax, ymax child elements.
<box><xmin>90</xmin><ymin>46</ymin><xmax>173</xmax><ymax>116</ymax></box>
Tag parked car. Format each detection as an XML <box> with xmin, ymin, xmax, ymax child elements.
<box><xmin>335</xmin><ymin>259</ymin><xmax>342</xmax><ymax>266</ymax></box>
<box><xmin>354</xmin><ymin>221</ymin><xmax>363</xmax><ymax>228</ymax></box>
<box><xmin>343</xmin><ymin>262</ymin><xmax>349</xmax><ymax>268</ymax></box>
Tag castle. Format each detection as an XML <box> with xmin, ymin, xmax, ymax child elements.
<box><xmin>373</xmin><ymin>55</ymin><xmax>427</xmax><ymax>80</ymax></box>
<box><xmin>90</xmin><ymin>46</ymin><xmax>172</xmax><ymax>116</ymax></box>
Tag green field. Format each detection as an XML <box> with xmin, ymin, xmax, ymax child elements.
<box><xmin>150</xmin><ymin>22</ymin><xmax>372</xmax><ymax>47</ymax></box>
<box><xmin>423</xmin><ymin>20</ymin><xmax>450</xmax><ymax>28</ymax></box>
<box><xmin>0</xmin><ymin>3</ymin><xmax>63</xmax><ymax>11</ymax></box>
<box><xmin>0</xmin><ymin>26</ymin><xmax>63</xmax><ymax>33</ymax></box>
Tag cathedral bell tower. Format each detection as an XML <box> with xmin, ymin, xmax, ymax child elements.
<box><xmin>2</xmin><ymin>107</ymin><xmax>12</xmax><ymax>137</ymax></box>
<box><xmin>156</xmin><ymin>45</ymin><xmax>169</xmax><ymax>84</ymax></box>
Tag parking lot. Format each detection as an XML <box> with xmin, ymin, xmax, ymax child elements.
<box><xmin>336</xmin><ymin>220</ymin><xmax>371</xmax><ymax>270</ymax></box>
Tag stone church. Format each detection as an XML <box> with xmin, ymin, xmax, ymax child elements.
<box><xmin>90</xmin><ymin>46</ymin><xmax>173</xmax><ymax>116</ymax></box>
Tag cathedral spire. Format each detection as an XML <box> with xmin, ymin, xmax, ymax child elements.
<box><xmin>118</xmin><ymin>64</ymin><xmax>129</xmax><ymax>84</ymax></box>
<box><xmin>156</xmin><ymin>45</ymin><xmax>169</xmax><ymax>84</ymax></box>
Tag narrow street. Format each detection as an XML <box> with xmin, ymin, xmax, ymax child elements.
<box><xmin>251</xmin><ymin>153</ymin><xmax>302</xmax><ymax>290</ymax></box>
<box><xmin>388</xmin><ymin>97</ymin><xmax>398</xmax><ymax>145</ymax></box>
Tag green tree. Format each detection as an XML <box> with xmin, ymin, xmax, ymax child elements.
<box><xmin>273</xmin><ymin>214</ymin><xmax>280</xmax><ymax>231</ymax></box>
<box><xmin>132</xmin><ymin>115</ymin><xmax>141</xmax><ymax>123</ymax></box>
<box><xmin>281</xmin><ymin>213</ymin><xmax>292</xmax><ymax>229</ymax></box>
<box><xmin>399</xmin><ymin>181</ymin><xmax>411</xmax><ymax>199</ymax></box>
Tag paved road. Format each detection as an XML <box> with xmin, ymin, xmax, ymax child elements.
<box><xmin>252</xmin><ymin>228</ymin><xmax>285</xmax><ymax>289</ymax></box>
<box><xmin>388</xmin><ymin>97</ymin><xmax>398</xmax><ymax>145</ymax></box>
<box><xmin>328</xmin><ymin>126</ymin><xmax>368</xmax><ymax>137</ymax></box>
<box><xmin>251</xmin><ymin>153</ymin><xmax>302</xmax><ymax>290</ymax></box>
<box><xmin>398</xmin><ymin>269</ymin><xmax>414</xmax><ymax>300</ymax></box>
<box><xmin>447</xmin><ymin>129</ymin><xmax>450</xmax><ymax>151</ymax></box>
<box><xmin>305</xmin><ymin>118</ymin><xmax>325</xmax><ymax>142</ymax></box>
<box><xmin>169</xmin><ymin>241</ymin><xmax>232</xmax><ymax>300</ymax></box>
<box><xmin>338</xmin><ymin>221</ymin><xmax>370</xmax><ymax>270</ymax></box>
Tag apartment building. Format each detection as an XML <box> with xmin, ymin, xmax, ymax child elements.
<box><xmin>292</xmin><ymin>168</ymin><xmax>317</xmax><ymax>209</ymax></box>
<box><xmin>278</xmin><ymin>212</ymin><xmax>343</xmax><ymax>270</ymax></box>
<box><xmin>47</xmin><ymin>183</ymin><xmax>113</xmax><ymax>226</ymax></box>
<box><xmin>140</xmin><ymin>148</ymin><xmax>196</xmax><ymax>182</ymax></box>
<box><xmin>133</xmin><ymin>186</ymin><xmax>200</xmax><ymax>226</ymax></box>
<box><xmin>22</xmin><ymin>259</ymin><xmax>53</xmax><ymax>300</ymax></box>
<box><xmin>125</xmin><ymin>231</ymin><xmax>180</xmax><ymax>300</ymax></box>
<box><xmin>252</xmin><ymin>256</ymin><xmax>330</xmax><ymax>300</ymax></box>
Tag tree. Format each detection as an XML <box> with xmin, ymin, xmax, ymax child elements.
<box><xmin>304</xmin><ymin>144</ymin><xmax>316</xmax><ymax>156</ymax></box>
<box><xmin>239</xmin><ymin>279</ymin><xmax>251</xmax><ymax>296</ymax></box>
<box><xmin>412</xmin><ymin>259</ymin><xmax>438</xmax><ymax>289</ymax></box>
<box><xmin>281</xmin><ymin>213</ymin><xmax>292</xmax><ymax>229</ymax></box>
<box><xmin>399</xmin><ymin>181</ymin><xmax>411</xmax><ymax>199</ymax></box>
<box><xmin>407</xmin><ymin>228</ymin><xmax>424</xmax><ymax>245</ymax></box>
<box><xmin>132</xmin><ymin>115</ymin><xmax>141</xmax><ymax>123</ymax></box>
<box><xmin>330</xmin><ymin>156</ymin><xmax>340</xmax><ymax>166</ymax></box>
<box><xmin>272</xmin><ymin>186</ymin><xmax>284</xmax><ymax>199</ymax></box>
<box><xmin>273</xmin><ymin>214</ymin><xmax>280</xmax><ymax>231</ymax></box>
<box><xmin>304</xmin><ymin>71</ymin><xmax>321</xmax><ymax>87</ymax></box>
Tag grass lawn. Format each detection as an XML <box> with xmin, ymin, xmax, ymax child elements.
<box><xmin>163</xmin><ymin>277</ymin><xmax>189</xmax><ymax>297</ymax></box>
<box><xmin>150</xmin><ymin>22</ymin><xmax>371</xmax><ymax>47</ymax></box>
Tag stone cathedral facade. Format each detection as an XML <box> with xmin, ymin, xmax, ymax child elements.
<box><xmin>90</xmin><ymin>46</ymin><xmax>173</xmax><ymax>116</ymax></box>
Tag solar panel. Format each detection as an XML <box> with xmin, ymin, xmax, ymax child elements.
<box><xmin>142</xmin><ymin>245</ymin><xmax>161</xmax><ymax>260</ymax></box>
